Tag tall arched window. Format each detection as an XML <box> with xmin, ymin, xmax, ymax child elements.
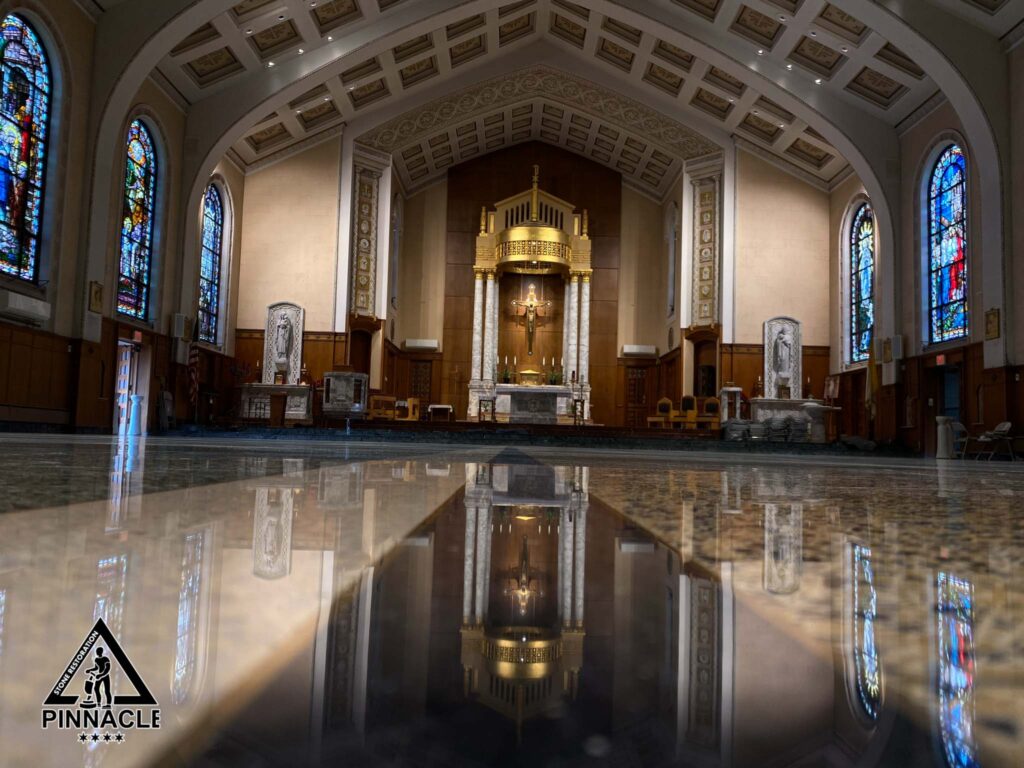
<box><xmin>927</xmin><ymin>145</ymin><xmax>968</xmax><ymax>344</ymax></box>
<box><xmin>849</xmin><ymin>203</ymin><xmax>875</xmax><ymax>364</ymax></box>
<box><xmin>937</xmin><ymin>571</ymin><xmax>977</xmax><ymax>768</ymax></box>
<box><xmin>850</xmin><ymin>543</ymin><xmax>881</xmax><ymax>721</ymax></box>
<box><xmin>0</xmin><ymin>14</ymin><xmax>52</xmax><ymax>282</ymax></box>
<box><xmin>118</xmin><ymin>119</ymin><xmax>158</xmax><ymax>320</ymax></box>
<box><xmin>198</xmin><ymin>184</ymin><xmax>224</xmax><ymax>343</ymax></box>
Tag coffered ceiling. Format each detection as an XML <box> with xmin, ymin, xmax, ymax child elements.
<box><xmin>143</xmin><ymin>0</ymin><xmax>1023</xmax><ymax>192</ymax></box>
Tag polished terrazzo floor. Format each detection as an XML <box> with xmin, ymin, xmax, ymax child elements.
<box><xmin>0</xmin><ymin>435</ymin><xmax>1020</xmax><ymax>767</ymax></box>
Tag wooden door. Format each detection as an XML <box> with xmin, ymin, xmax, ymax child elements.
<box><xmin>625</xmin><ymin>366</ymin><xmax>649</xmax><ymax>428</ymax></box>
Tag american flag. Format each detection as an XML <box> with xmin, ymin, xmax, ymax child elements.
<box><xmin>188</xmin><ymin>318</ymin><xmax>200</xmax><ymax>406</ymax></box>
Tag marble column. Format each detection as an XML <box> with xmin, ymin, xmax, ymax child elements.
<box><xmin>561</xmin><ymin>507</ymin><xmax>574</xmax><ymax>626</ymax></box>
<box><xmin>471</xmin><ymin>271</ymin><xmax>485</xmax><ymax>381</ymax></box>
<box><xmin>562</xmin><ymin>279</ymin><xmax>571</xmax><ymax>372</ymax></box>
<box><xmin>482</xmin><ymin>273</ymin><xmax>497</xmax><ymax>382</ymax></box>
<box><xmin>573</xmin><ymin>501</ymin><xmax>587</xmax><ymax>626</ymax></box>
<box><xmin>567</xmin><ymin>275</ymin><xmax>580</xmax><ymax>382</ymax></box>
<box><xmin>579</xmin><ymin>275</ymin><xmax>591</xmax><ymax>384</ymax></box>
<box><xmin>463</xmin><ymin>504</ymin><xmax>477</xmax><ymax>624</ymax></box>
<box><xmin>474</xmin><ymin>506</ymin><xmax>489</xmax><ymax>624</ymax></box>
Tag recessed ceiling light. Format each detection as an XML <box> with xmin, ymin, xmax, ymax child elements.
<box><xmin>298</xmin><ymin>48</ymin><xmax>304</xmax><ymax>54</ymax></box>
<box><xmin>786</xmin><ymin>63</ymin><xmax>793</xmax><ymax>70</ymax></box>
<box><xmin>728</xmin><ymin>97</ymin><xmax>735</xmax><ymax>102</ymax></box>
<box><xmin>245</xmin><ymin>28</ymin><xmax>254</xmax><ymax>35</ymax></box>
<box><xmin>810</xmin><ymin>31</ymin><xmax>817</xmax><ymax>37</ymax></box>
<box><xmin>324</xmin><ymin>97</ymin><xmax>330</xmax><ymax>101</ymax></box>
<box><xmin>752</xmin><ymin>109</ymin><xmax>759</xmax><ymax>114</ymax></box>
<box><xmin>757</xmin><ymin>49</ymin><xmax>764</xmax><ymax>55</ymax></box>
<box><xmin>278</xmin><ymin>14</ymin><xmax>286</xmax><ymax>20</ymax></box>
<box><xmin>267</xmin><ymin>61</ymin><xmax>275</xmax><ymax>67</ymax></box>
<box><xmin>327</xmin><ymin>35</ymin><xmax>333</xmax><ymax>41</ymax></box>
<box><xmin>778</xmin><ymin>123</ymin><xmax>785</xmax><ymax>128</ymax></box>
<box><xmin>814</xmin><ymin>78</ymin><xmax>822</xmax><ymax>85</ymax></box>
<box><xmin>841</xmin><ymin>46</ymin><xmax>848</xmax><ymax>53</ymax></box>
<box><xmin>295</xmin><ymin>109</ymin><xmax>302</xmax><ymax>114</ymax></box>
<box><xmin>778</xmin><ymin>15</ymin><xmax>786</xmax><ymax>21</ymax></box>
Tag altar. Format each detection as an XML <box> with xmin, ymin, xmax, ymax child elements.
<box><xmin>465</xmin><ymin>167</ymin><xmax>593</xmax><ymax>424</ymax></box>
<box><xmin>495</xmin><ymin>384</ymin><xmax>574</xmax><ymax>424</ymax></box>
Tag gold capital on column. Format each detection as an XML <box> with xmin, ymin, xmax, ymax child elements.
<box><xmin>571</xmin><ymin>274</ymin><xmax>580</xmax><ymax>284</ymax></box>
<box><xmin>480</xmin><ymin>207</ymin><xmax>487</xmax><ymax>235</ymax></box>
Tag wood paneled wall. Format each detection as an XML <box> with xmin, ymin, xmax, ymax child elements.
<box><xmin>0</xmin><ymin>320</ymin><xmax>75</xmax><ymax>425</ymax></box>
<box><xmin>720</xmin><ymin>344</ymin><xmax>831</xmax><ymax>400</ymax></box>
<box><xmin>233</xmin><ymin>329</ymin><xmax>348</xmax><ymax>385</ymax></box>
<box><xmin>443</xmin><ymin>142</ymin><xmax>622</xmax><ymax>422</ymax></box>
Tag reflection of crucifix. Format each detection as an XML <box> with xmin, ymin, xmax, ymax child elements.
<box><xmin>511</xmin><ymin>284</ymin><xmax>551</xmax><ymax>356</ymax></box>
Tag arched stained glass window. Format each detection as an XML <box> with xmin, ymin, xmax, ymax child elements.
<box><xmin>118</xmin><ymin>119</ymin><xmax>157</xmax><ymax>320</ymax></box>
<box><xmin>0</xmin><ymin>14</ymin><xmax>51</xmax><ymax>282</ymax></box>
<box><xmin>198</xmin><ymin>185</ymin><xmax>223</xmax><ymax>343</ymax></box>
<box><xmin>937</xmin><ymin>571</ymin><xmax>977</xmax><ymax>768</ymax></box>
<box><xmin>928</xmin><ymin>145</ymin><xmax>968</xmax><ymax>344</ymax></box>
<box><xmin>849</xmin><ymin>204</ymin><xmax>875</xmax><ymax>363</ymax></box>
<box><xmin>173</xmin><ymin>531</ymin><xmax>205</xmax><ymax>705</ymax></box>
<box><xmin>851</xmin><ymin>544</ymin><xmax>881</xmax><ymax>720</ymax></box>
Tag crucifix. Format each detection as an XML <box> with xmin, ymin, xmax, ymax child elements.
<box><xmin>511</xmin><ymin>283</ymin><xmax>551</xmax><ymax>356</ymax></box>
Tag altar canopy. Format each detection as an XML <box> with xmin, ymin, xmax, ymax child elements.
<box><xmin>468</xmin><ymin>167</ymin><xmax>593</xmax><ymax>423</ymax></box>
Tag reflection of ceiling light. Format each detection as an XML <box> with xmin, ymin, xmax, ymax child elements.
<box><xmin>515</xmin><ymin>514</ymin><xmax>536</xmax><ymax>521</ymax></box>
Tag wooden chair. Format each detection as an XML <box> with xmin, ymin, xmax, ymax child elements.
<box><xmin>672</xmin><ymin>395</ymin><xmax>698</xmax><ymax>431</ymax></box>
<box><xmin>646</xmin><ymin>397</ymin><xmax>676</xmax><ymax>429</ymax></box>
<box><xmin>396</xmin><ymin>398</ymin><xmax>421</xmax><ymax>421</ymax></box>
<box><xmin>369</xmin><ymin>395</ymin><xmax>397</xmax><ymax>420</ymax></box>
<box><xmin>696</xmin><ymin>397</ymin><xmax>721</xmax><ymax>432</ymax></box>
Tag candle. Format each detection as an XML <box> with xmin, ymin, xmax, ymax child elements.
<box><xmin>514</xmin><ymin>356</ymin><xmax>517</xmax><ymax>366</ymax></box>
<box><xmin>543</xmin><ymin>356</ymin><xmax>546</xmax><ymax>366</ymax></box>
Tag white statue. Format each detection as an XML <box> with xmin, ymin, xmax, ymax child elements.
<box><xmin>773</xmin><ymin>328</ymin><xmax>792</xmax><ymax>377</ymax></box>
<box><xmin>273</xmin><ymin>311</ymin><xmax>293</xmax><ymax>373</ymax></box>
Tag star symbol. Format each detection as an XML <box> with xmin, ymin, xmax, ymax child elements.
<box><xmin>78</xmin><ymin>733</ymin><xmax>88</xmax><ymax>743</ymax></box>
<box><xmin>91</xmin><ymin>733</ymin><xmax>100</xmax><ymax>742</ymax></box>
<box><xmin>103</xmin><ymin>733</ymin><xmax>113</xmax><ymax>742</ymax></box>
<box><xmin>115</xmin><ymin>733</ymin><xmax>125</xmax><ymax>743</ymax></box>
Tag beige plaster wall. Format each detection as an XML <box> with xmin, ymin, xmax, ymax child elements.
<box><xmin>829</xmin><ymin>173</ymin><xmax>868</xmax><ymax>373</ymax></box>
<box><xmin>897</xmin><ymin>101</ymin><xmax>981</xmax><ymax>356</ymax></box>
<box><xmin>734</xmin><ymin>150</ymin><xmax>830</xmax><ymax>346</ymax></box>
<box><xmin>236</xmin><ymin>140</ymin><xmax>341</xmax><ymax>331</ymax></box>
<box><xmin>618</xmin><ymin>185</ymin><xmax>666</xmax><ymax>352</ymax></box>
<box><xmin>395</xmin><ymin>180</ymin><xmax>447</xmax><ymax>346</ymax></box>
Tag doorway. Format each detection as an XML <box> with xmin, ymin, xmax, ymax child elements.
<box><xmin>114</xmin><ymin>340</ymin><xmax>140</xmax><ymax>436</ymax></box>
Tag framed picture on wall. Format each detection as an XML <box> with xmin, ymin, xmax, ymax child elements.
<box><xmin>985</xmin><ymin>308</ymin><xmax>1000</xmax><ymax>340</ymax></box>
<box><xmin>88</xmin><ymin>282</ymin><xmax>103</xmax><ymax>313</ymax></box>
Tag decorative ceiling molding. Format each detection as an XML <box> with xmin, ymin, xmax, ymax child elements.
<box><xmin>357</xmin><ymin>64</ymin><xmax>719</xmax><ymax>158</ymax></box>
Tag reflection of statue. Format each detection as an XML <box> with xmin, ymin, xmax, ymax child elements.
<box><xmin>511</xmin><ymin>284</ymin><xmax>552</xmax><ymax>356</ymax></box>
<box><xmin>504</xmin><ymin>535</ymin><xmax>543</xmax><ymax>617</ymax></box>
<box><xmin>273</xmin><ymin>312</ymin><xmax>293</xmax><ymax>373</ymax></box>
<box><xmin>773</xmin><ymin>329</ymin><xmax>792</xmax><ymax>377</ymax></box>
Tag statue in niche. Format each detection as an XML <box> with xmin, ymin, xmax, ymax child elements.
<box><xmin>273</xmin><ymin>311</ymin><xmax>293</xmax><ymax>375</ymax></box>
<box><xmin>511</xmin><ymin>283</ymin><xmax>552</xmax><ymax>356</ymax></box>
<box><xmin>773</xmin><ymin>328</ymin><xmax>793</xmax><ymax>378</ymax></box>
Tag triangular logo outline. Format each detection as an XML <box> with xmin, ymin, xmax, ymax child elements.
<box><xmin>42</xmin><ymin>618</ymin><xmax>157</xmax><ymax>707</ymax></box>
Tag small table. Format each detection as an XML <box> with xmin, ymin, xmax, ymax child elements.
<box><xmin>428</xmin><ymin>404</ymin><xmax>453</xmax><ymax>422</ymax></box>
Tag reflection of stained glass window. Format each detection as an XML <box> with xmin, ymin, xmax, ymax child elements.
<box><xmin>849</xmin><ymin>204</ymin><xmax>874</xmax><ymax>363</ymax></box>
<box><xmin>198</xmin><ymin>185</ymin><xmax>223</xmax><ymax>344</ymax></box>
<box><xmin>0</xmin><ymin>14</ymin><xmax>51</xmax><ymax>282</ymax></box>
<box><xmin>118</xmin><ymin>119</ymin><xmax>157</xmax><ymax>320</ymax></box>
<box><xmin>937</xmin><ymin>572</ymin><xmax>977</xmax><ymax>768</ymax></box>
<box><xmin>852</xmin><ymin>544</ymin><xmax>881</xmax><ymax>720</ymax></box>
<box><xmin>173</xmin><ymin>531</ymin><xmax>205</xmax><ymax>705</ymax></box>
<box><xmin>928</xmin><ymin>146</ymin><xmax>968</xmax><ymax>344</ymax></box>
<box><xmin>94</xmin><ymin>554</ymin><xmax>128</xmax><ymax>636</ymax></box>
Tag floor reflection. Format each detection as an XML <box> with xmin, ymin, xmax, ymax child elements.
<box><xmin>0</xmin><ymin>440</ymin><xmax>1020</xmax><ymax>767</ymax></box>
<box><xmin>191</xmin><ymin>455</ymin><xmax>1021</xmax><ymax>767</ymax></box>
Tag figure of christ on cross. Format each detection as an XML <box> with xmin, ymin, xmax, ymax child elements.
<box><xmin>511</xmin><ymin>283</ymin><xmax>552</xmax><ymax>356</ymax></box>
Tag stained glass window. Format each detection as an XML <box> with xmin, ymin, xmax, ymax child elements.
<box><xmin>0</xmin><ymin>14</ymin><xmax>51</xmax><ymax>282</ymax></box>
<box><xmin>849</xmin><ymin>204</ymin><xmax>875</xmax><ymax>363</ymax></box>
<box><xmin>118</xmin><ymin>119</ymin><xmax>158</xmax><ymax>320</ymax></box>
<box><xmin>937</xmin><ymin>571</ymin><xmax>977</xmax><ymax>768</ymax></box>
<box><xmin>928</xmin><ymin>145</ymin><xmax>968</xmax><ymax>344</ymax></box>
<box><xmin>198</xmin><ymin>184</ymin><xmax>223</xmax><ymax>343</ymax></box>
<box><xmin>852</xmin><ymin>544</ymin><xmax>881</xmax><ymax>720</ymax></box>
<box><xmin>173</xmin><ymin>531</ymin><xmax>205</xmax><ymax>704</ymax></box>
